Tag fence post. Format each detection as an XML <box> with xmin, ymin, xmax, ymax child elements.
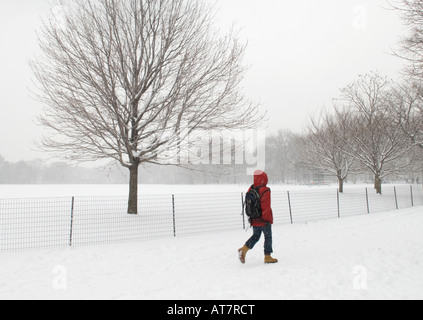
<box><xmin>411</xmin><ymin>185</ymin><xmax>414</xmax><ymax>207</ymax></box>
<box><xmin>394</xmin><ymin>186</ymin><xmax>398</xmax><ymax>210</ymax></box>
<box><xmin>69</xmin><ymin>196</ymin><xmax>75</xmax><ymax>247</ymax></box>
<box><xmin>241</xmin><ymin>193</ymin><xmax>245</xmax><ymax>230</ymax></box>
<box><xmin>172</xmin><ymin>194</ymin><xmax>176</xmax><ymax>238</ymax></box>
<box><xmin>337</xmin><ymin>189</ymin><xmax>340</xmax><ymax>218</ymax></box>
<box><xmin>365</xmin><ymin>188</ymin><xmax>370</xmax><ymax>214</ymax></box>
<box><xmin>287</xmin><ymin>191</ymin><xmax>293</xmax><ymax>224</ymax></box>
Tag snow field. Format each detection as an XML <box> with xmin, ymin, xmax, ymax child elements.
<box><xmin>0</xmin><ymin>206</ymin><xmax>422</xmax><ymax>300</ymax></box>
<box><xmin>2</xmin><ymin>183</ymin><xmax>418</xmax><ymax>198</ymax></box>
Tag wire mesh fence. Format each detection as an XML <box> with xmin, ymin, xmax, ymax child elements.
<box><xmin>0</xmin><ymin>185</ymin><xmax>422</xmax><ymax>252</ymax></box>
<box><xmin>70</xmin><ymin>195</ymin><xmax>174</xmax><ymax>247</ymax></box>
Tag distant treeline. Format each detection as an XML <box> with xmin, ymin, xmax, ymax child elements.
<box><xmin>0</xmin><ymin>155</ymin><xmax>253</xmax><ymax>185</ymax></box>
<box><xmin>0</xmin><ymin>156</ymin><xmax>126</xmax><ymax>184</ymax></box>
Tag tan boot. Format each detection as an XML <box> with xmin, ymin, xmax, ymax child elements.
<box><xmin>238</xmin><ymin>245</ymin><xmax>250</xmax><ymax>264</ymax></box>
<box><xmin>265</xmin><ymin>255</ymin><xmax>278</xmax><ymax>264</ymax></box>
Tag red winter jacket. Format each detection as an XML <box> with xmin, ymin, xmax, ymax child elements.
<box><xmin>248</xmin><ymin>170</ymin><xmax>273</xmax><ymax>227</ymax></box>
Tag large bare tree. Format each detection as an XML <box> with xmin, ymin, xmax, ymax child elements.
<box><xmin>390</xmin><ymin>0</ymin><xmax>423</xmax><ymax>151</ymax></box>
<box><xmin>300</xmin><ymin>110</ymin><xmax>357</xmax><ymax>193</ymax></box>
<box><xmin>336</xmin><ymin>72</ymin><xmax>412</xmax><ymax>194</ymax></box>
<box><xmin>32</xmin><ymin>0</ymin><xmax>262</xmax><ymax>214</ymax></box>
<box><xmin>390</xmin><ymin>0</ymin><xmax>423</xmax><ymax>79</ymax></box>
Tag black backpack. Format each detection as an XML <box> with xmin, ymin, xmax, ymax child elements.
<box><xmin>245</xmin><ymin>185</ymin><xmax>263</xmax><ymax>220</ymax></box>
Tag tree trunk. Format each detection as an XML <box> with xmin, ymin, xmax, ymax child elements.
<box><xmin>127</xmin><ymin>165</ymin><xmax>139</xmax><ymax>214</ymax></box>
<box><xmin>338</xmin><ymin>177</ymin><xmax>344</xmax><ymax>193</ymax></box>
<box><xmin>337</xmin><ymin>170</ymin><xmax>344</xmax><ymax>193</ymax></box>
<box><xmin>374</xmin><ymin>174</ymin><xmax>382</xmax><ymax>195</ymax></box>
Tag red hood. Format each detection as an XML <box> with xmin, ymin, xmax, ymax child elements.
<box><xmin>254</xmin><ymin>170</ymin><xmax>268</xmax><ymax>187</ymax></box>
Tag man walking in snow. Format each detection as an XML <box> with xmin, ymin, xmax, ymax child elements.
<box><xmin>239</xmin><ymin>170</ymin><xmax>278</xmax><ymax>264</ymax></box>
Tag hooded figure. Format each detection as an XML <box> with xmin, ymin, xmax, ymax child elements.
<box><xmin>239</xmin><ymin>170</ymin><xmax>278</xmax><ymax>264</ymax></box>
<box><xmin>249</xmin><ymin>170</ymin><xmax>273</xmax><ymax>227</ymax></box>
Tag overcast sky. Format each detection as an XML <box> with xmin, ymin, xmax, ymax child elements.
<box><xmin>0</xmin><ymin>0</ymin><xmax>406</xmax><ymax>163</ymax></box>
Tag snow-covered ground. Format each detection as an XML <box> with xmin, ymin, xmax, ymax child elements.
<box><xmin>0</xmin><ymin>183</ymin><xmax>400</xmax><ymax>198</ymax></box>
<box><xmin>0</xmin><ymin>184</ymin><xmax>248</xmax><ymax>197</ymax></box>
<box><xmin>1</xmin><ymin>206</ymin><xmax>422</xmax><ymax>300</ymax></box>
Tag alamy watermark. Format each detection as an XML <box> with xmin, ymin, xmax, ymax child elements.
<box><xmin>52</xmin><ymin>265</ymin><xmax>68</xmax><ymax>291</ymax></box>
<box><xmin>353</xmin><ymin>265</ymin><xmax>368</xmax><ymax>291</ymax></box>
<box><xmin>353</xmin><ymin>5</ymin><xmax>368</xmax><ymax>30</ymax></box>
<box><xmin>161</xmin><ymin>129</ymin><xmax>266</xmax><ymax>175</ymax></box>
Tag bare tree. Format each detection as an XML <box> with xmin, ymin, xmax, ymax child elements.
<box><xmin>390</xmin><ymin>0</ymin><xmax>423</xmax><ymax>79</ymax></box>
<box><xmin>336</xmin><ymin>72</ymin><xmax>413</xmax><ymax>194</ymax></box>
<box><xmin>300</xmin><ymin>110</ymin><xmax>357</xmax><ymax>193</ymax></box>
<box><xmin>390</xmin><ymin>1</ymin><xmax>423</xmax><ymax>150</ymax></box>
<box><xmin>31</xmin><ymin>0</ymin><xmax>262</xmax><ymax>214</ymax></box>
<box><xmin>389</xmin><ymin>82</ymin><xmax>423</xmax><ymax>149</ymax></box>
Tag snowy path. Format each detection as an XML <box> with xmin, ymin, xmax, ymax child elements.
<box><xmin>1</xmin><ymin>207</ymin><xmax>422</xmax><ymax>300</ymax></box>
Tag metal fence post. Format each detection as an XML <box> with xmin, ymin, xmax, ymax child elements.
<box><xmin>366</xmin><ymin>188</ymin><xmax>370</xmax><ymax>214</ymax></box>
<box><xmin>287</xmin><ymin>191</ymin><xmax>293</xmax><ymax>224</ymax></box>
<box><xmin>337</xmin><ymin>189</ymin><xmax>340</xmax><ymax>218</ymax></box>
<box><xmin>69</xmin><ymin>196</ymin><xmax>75</xmax><ymax>247</ymax></box>
<box><xmin>241</xmin><ymin>192</ymin><xmax>245</xmax><ymax>230</ymax></box>
<box><xmin>411</xmin><ymin>185</ymin><xmax>414</xmax><ymax>207</ymax></box>
<box><xmin>172</xmin><ymin>194</ymin><xmax>176</xmax><ymax>238</ymax></box>
<box><xmin>394</xmin><ymin>186</ymin><xmax>399</xmax><ymax>210</ymax></box>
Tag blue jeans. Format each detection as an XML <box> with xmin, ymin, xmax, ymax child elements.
<box><xmin>245</xmin><ymin>224</ymin><xmax>273</xmax><ymax>255</ymax></box>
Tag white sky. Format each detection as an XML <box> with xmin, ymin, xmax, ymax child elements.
<box><xmin>0</xmin><ymin>0</ymin><xmax>406</xmax><ymax>162</ymax></box>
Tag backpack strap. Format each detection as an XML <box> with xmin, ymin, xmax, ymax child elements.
<box><xmin>255</xmin><ymin>185</ymin><xmax>270</xmax><ymax>198</ymax></box>
<box><xmin>260</xmin><ymin>188</ymin><xmax>270</xmax><ymax>198</ymax></box>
